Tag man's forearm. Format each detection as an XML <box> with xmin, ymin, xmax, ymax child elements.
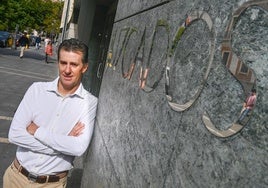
<box><xmin>26</xmin><ymin>122</ymin><xmax>39</xmax><ymax>135</ymax></box>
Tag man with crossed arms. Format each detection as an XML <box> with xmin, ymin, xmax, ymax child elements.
<box><xmin>3</xmin><ymin>38</ymin><xmax>98</xmax><ymax>188</ymax></box>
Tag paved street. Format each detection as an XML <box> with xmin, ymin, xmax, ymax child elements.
<box><xmin>0</xmin><ymin>46</ymin><xmax>83</xmax><ymax>187</ymax></box>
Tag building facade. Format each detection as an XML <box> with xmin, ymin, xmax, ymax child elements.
<box><xmin>61</xmin><ymin>0</ymin><xmax>268</xmax><ymax>187</ymax></box>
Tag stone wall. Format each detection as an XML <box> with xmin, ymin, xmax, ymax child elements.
<box><xmin>81</xmin><ymin>0</ymin><xmax>268</xmax><ymax>187</ymax></box>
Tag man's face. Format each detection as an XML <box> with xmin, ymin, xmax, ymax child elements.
<box><xmin>58</xmin><ymin>49</ymin><xmax>88</xmax><ymax>94</ymax></box>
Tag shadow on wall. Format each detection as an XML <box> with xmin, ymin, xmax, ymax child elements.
<box><xmin>67</xmin><ymin>169</ymin><xmax>83</xmax><ymax>188</ymax></box>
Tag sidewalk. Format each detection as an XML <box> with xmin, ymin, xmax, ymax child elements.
<box><xmin>3</xmin><ymin>44</ymin><xmax>57</xmax><ymax>61</ymax></box>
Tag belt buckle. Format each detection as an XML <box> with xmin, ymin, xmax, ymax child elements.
<box><xmin>28</xmin><ymin>173</ymin><xmax>38</xmax><ymax>182</ymax></box>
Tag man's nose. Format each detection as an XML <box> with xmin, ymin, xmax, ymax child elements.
<box><xmin>65</xmin><ymin>65</ymin><xmax>71</xmax><ymax>73</ymax></box>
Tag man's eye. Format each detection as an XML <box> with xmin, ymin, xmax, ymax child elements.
<box><xmin>71</xmin><ymin>63</ymin><xmax>78</xmax><ymax>67</ymax></box>
<box><xmin>60</xmin><ymin>61</ymin><xmax>67</xmax><ymax>65</ymax></box>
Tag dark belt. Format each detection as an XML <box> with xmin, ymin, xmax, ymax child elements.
<box><xmin>13</xmin><ymin>158</ymin><xmax>68</xmax><ymax>183</ymax></box>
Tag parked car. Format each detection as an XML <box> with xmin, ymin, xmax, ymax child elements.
<box><xmin>15</xmin><ymin>34</ymin><xmax>22</xmax><ymax>47</ymax></box>
<box><xmin>0</xmin><ymin>31</ymin><xmax>13</xmax><ymax>47</ymax></box>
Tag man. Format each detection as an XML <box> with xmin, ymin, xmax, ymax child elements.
<box><xmin>3</xmin><ymin>38</ymin><xmax>98</xmax><ymax>188</ymax></box>
<box><xmin>35</xmin><ymin>35</ymin><xmax>41</xmax><ymax>50</ymax></box>
<box><xmin>18</xmin><ymin>32</ymin><xmax>29</xmax><ymax>58</ymax></box>
<box><xmin>237</xmin><ymin>88</ymin><xmax>257</xmax><ymax>124</ymax></box>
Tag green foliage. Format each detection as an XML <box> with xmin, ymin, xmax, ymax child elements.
<box><xmin>0</xmin><ymin>0</ymin><xmax>63</xmax><ymax>35</ymax></box>
<box><xmin>169</xmin><ymin>26</ymin><xmax>185</xmax><ymax>56</ymax></box>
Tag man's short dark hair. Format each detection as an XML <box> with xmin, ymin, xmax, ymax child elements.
<box><xmin>58</xmin><ymin>38</ymin><xmax>88</xmax><ymax>64</ymax></box>
<box><xmin>251</xmin><ymin>88</ymin><xmax>256</xmax><ymax>93</ymax></box>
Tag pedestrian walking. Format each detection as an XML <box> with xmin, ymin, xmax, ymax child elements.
<box><xmin>35</xmin><ymin>35</ymin><xmax>41</xmax><ymax>49</ymax></box>
<box><xmin>18</xmin><ymin>32</ymin><xmax>29</xmax><ymax>58</ymax></box>
<box><xmin>237</xmin><ymin>88</ymin><xmax>257</xmax><ymax>124</ymax></box>
<box><xmin>45</xmin><ymin>41</ymin><xmax>53</xmax><ymax>63</ymax></box>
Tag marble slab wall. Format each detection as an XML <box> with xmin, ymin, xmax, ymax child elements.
<box><xmin>81</xmin><ymin>0</ymin><xmax>268</xmax><ymax>187</ymax></box>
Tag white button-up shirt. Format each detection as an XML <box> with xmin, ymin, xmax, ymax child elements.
<box><xmin>9</xmin><ymin>78</ymin><xmax>98</xmax><ymax>175</ymax></box>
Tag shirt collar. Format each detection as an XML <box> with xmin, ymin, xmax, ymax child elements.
<box><xmin>47</xmin><ymin>77</ymin><xmax>85</xmax><ymax>99</ymax></box>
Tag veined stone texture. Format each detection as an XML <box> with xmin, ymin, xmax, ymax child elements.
<box><xmin>114</xmin><ymin>0</ymin><xmax>170</xmax><ymax>21</ymax></box>
<box><xmin>81</xmin><ymin>0</ymin><xmax>268</xmax><ymax>187</ymax></box>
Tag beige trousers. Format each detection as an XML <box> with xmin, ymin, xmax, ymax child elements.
<box><xmin>20</xmin><ymin>46</ymin><xmax>26</xmax><ymax>57</ymax></box>
<box><xmin>3</xmin><ymin>163</ymin><xmax>67</xmax><ymax>188</ymax></box>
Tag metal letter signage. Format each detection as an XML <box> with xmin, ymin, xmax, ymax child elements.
<box><xmin>165</xmin><ymin>11</ymin><xmax>215</xmax><ymax>112</ymax></box>
<box><xmin>106</xmin><ymin>0</ymin><xmax>268</xmax><ymax>138</ymax></box>
<box><xmin>202</xmin><ymin>0</ymin><xmax>267</xmax><ymax>138</ymax></box>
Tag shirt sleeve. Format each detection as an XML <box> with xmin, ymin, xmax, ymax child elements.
<box><xmin>34</xmin><ymin>95</ymin><xmax>98</xmax><ymax>157</ymax></box>
<box><xmin>246</xmin><ymin>95</ymin><xmax>256</xmax><ymax>108</ymax></box>
<box><xmin>8</xmin><ymin>84</ymin><xmax>58</xmax><ymax>155</ymax></box>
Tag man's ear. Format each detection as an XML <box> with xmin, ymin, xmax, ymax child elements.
<box><xmin>82</xmin><ymin>63</ymin><xmax>88</xmax><ymax>73</ymax></box>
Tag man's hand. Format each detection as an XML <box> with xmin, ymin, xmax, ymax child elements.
<box><xmin>27</xmin><ymin>122</ymin><xmax>39</xmax><ymax>135</ymax></box>
<box><xmin>68</xmin><ymin>122</ymin><xmax>85</xmax><ymax>137</ymax></box>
